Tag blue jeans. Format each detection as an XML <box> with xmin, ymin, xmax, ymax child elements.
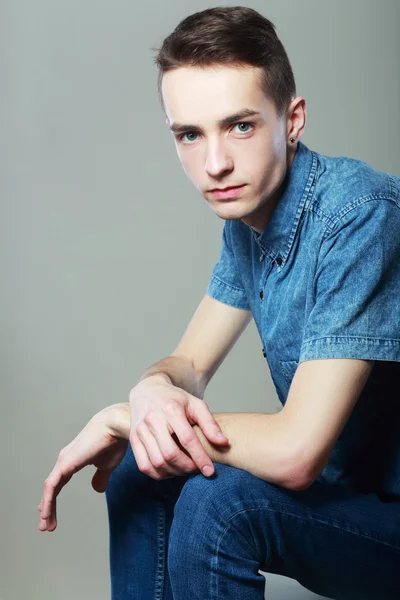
<box><xmin>105</xmin><ymin>443</ymin><xmax>400</xmax><ymax>599</ymax></box>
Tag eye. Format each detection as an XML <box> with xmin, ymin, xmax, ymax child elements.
<box><xmin>177</xmin><ymin>122</ymin><xmax>255</xmax><ymax>144</ymax></box>
<box><xmin>177</xmin><ymin>131</ymin><xmax>199</xmax><ymax>144</ymax></box>
<box><xmin>233</xmin><ymin>122</ymin><xmax>254</xmax><ymax>134</ymax></box>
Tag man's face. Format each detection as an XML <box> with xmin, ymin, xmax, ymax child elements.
<box><xmin>162</xmin><ymin>64</ymin><xmax>297</xmax><ymax>232</ymax></box>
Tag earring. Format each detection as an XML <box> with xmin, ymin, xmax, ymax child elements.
<box><xmin>289</xmin><ymin>137</ymin><xmax>296</xmax><ymax>143</ymax></box>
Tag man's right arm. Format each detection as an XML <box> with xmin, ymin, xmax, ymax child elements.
<box><xmin>136</xmin><ymin>356</ymin><xmax>206</xmax><ymax>399</ymax></box>
<box><xmin>135</xmin><ymin>293</ymin><xmax>253</xmax><ymax>399</ymax></box>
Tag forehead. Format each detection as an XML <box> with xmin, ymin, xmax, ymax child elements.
<box><xmin>162</xmin><ymin>65</ymin><xmax>270</xmax><ymax>124</ymax></box>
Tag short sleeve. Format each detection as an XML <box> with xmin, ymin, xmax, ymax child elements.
<box><xmin>206</xmin><ymin>221</ymin><xmax>251</xmax><ymax>310</ymax></box>
<box><xmin>299</xmin><ymin>199</ymin><xmax>400</xmax><ymax>363</ymax></box>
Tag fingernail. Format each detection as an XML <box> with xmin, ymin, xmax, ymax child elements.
<box><xmin>202</xmin><ymin>465</ymin><xmax>213</xmax><ymax>476</ymax></box>
<box><xmin>217</xmin><ymin>432</ymin><xmax>226</xmax><ymax>439</ymax></box>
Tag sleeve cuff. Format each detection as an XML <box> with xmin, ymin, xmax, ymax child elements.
<box><xmin>206</xmin><ymin>275</ymin><xmax>251</xmax><ymax>310</ymax></box>
<box><xmin>299</xmin><ymin>336</ymin><xmax>400</xmax><ymax>363</ymax></box>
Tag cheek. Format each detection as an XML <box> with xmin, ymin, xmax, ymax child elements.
<box><xmin>245</xmin><ymin>153</ymin><xmax>274</xmax><ymax>187</ymax></box>
<box><xmin>258</xmin><ymin>158</ymin><xmax>285</xmax><ymax>194</ymax></box>
<box><xmin>244</xmin><ymin>137</ymin><xmax>274</xmax><ymax>171</ymax></box>
<box><xmin>179</xmin><ymin>150</ymin><xmax>201</xmax><ymax>181</ymax></box>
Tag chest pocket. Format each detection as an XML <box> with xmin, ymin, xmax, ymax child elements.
<box><xmin>279</xmin><ymin>360</ymin><xmax>299</xmax><ymax>385</ymax></box>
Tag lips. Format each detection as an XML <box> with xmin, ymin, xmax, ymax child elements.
<box><xmin>208</xmin><ymin>184</ymin><xmax>247</xmax><ymax>200</ymax></box>
<box><xmin>210</xmin><ymin>184</ymin><xmax>244</xmax><ymax>192</ymax></box>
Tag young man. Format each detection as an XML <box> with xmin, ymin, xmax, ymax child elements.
<box><xmin>38</xmin><ymin>6</ymin><xmax>400</xmax><ymax>599</ymax></box>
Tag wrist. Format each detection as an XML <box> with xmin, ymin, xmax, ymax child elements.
<box><xmin>137</xmin><ymin>372</ymin><xmax>173</xmax><ymax>386</ymax></box>
<box><xmin>106</xmin><ymin>402</ymin><xmax>131</xmax><ymax>440</ymax></box>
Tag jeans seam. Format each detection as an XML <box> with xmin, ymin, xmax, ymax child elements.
<box><xmin>280</xmin><ymin>509</ymin><xmax>400</xmax><ymax>552</ymax></box>
<box><xmin>154</xmin><ymin>503</ymin><xmax>166</xmax><ymax>600</ymax></box>
<box><xmin>211</xmin><ymin>519</ymin><xmax>232</xmax><ymax>599</ymax></box>
<box><xmin>210</xmin><ymin>504</ymin><xmax>400</xmax><ymax>598</ymax></box>
<box><xmin>211</xmin><ymin>509</ymin><xmax>271</xmax><ymax>598</ymax></box>
<box><xmin>223</xmin><ymin>505</ymin><xmax>400</xmax><ymax>552</ymax></box>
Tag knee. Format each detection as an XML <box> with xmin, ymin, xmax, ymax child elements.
<box><xmin>171</xmin><ymin>462</ymin><xmax>286</xmax><ymax>522</ymax></box>
<box><xmin>168</xmin><ymin>463</ymin><xmax>278</xmax><ymax>569</ymax></box>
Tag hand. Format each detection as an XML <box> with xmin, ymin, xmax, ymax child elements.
<box><xmin>129</xmin><ymin>375</ymin><xmax>230</xmax><ymax>480</ymax></box>
<box><xmin>37</xmin><ymin>403</ymin><xmax>129</xmax><ymax>532</ymax></box>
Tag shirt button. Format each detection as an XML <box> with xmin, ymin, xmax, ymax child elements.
<box><xmin>276</xmin><ymin>256</ymin><xmax>283</xmax><ymax>266</ymax></box>
<box><xmin>259</xmin><ymin>289</ymin><xmax>264</xmax><ymax>300</ymax></box>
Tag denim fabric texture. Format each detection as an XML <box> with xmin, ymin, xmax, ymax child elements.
<box><xmin>206</xmin><ymin>140</ymin><xmax>400</xmax><ymax>499</ymax></box>
<box><xmin>106</xmin><ymin>445</ymin><xmax>400</xmax><ymax>600</ymax></box>
<box><xmin>106</xmin><ymin>141</ymin><xmax>400</xmax><ymax>599</ymax></box>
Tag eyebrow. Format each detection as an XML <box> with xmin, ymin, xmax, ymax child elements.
<box><xmin>169</xmin><ymin>109</ymin><xmax>261</xmax><ymax>134</ymax></box>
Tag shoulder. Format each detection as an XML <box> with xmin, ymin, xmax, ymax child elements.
<box><xmin>310</xmin><ymin>148</ymin><xmax>400</xmax><ymax>235</ymax></box>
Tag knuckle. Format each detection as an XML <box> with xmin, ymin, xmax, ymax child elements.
<box><xmin>163</xmin><ymin>400</ymin><xmax>178</xmax><ymax>415</ymax></box>
<box><xmin>135</xmin><ymin>422</ymin><xmax>146</xmax><ymax>437</ymax></box>
<box><xmin>163</xmin><ymin>449</ymin><xmax>177</xmax><ymax>462</ymax></box>
<box><xmin>143</xmin><ymin>411</ymin><xmax>157</xmax><ymax>426</ymax></box>
<box><xmin>179</xmin><ymin>430</ymin><xmax>196</xmax><ymax>446</ymax></box>
<box><xmin>137</xmin><ymin>461</ymin><xmax>150</xmax><ymax>473</ymax></box>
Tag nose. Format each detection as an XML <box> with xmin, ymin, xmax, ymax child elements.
<box><xmin>205</xmin><ymin>141</ymin><xmax>233</xmax><ymax>179</ymax></box>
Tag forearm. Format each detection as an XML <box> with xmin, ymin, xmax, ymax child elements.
<box><xmin>191</xmin><ymin>412</ymin><xmax>306</xmax><ymax>490</ymax></box>
<box><xmin>109</xmin><ymin>403</ymin><xmax>306</xmax><ymax>490</ymax></box>
<box><xmin>135</xmin><ymin>356</ymin><xmax>206</xmax><ymax>399</ymax></box>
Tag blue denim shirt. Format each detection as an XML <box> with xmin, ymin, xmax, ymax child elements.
<box><xmin>206</xmin><ymin>140</ymin><xmax>400</xmax><ymax>498</ymax></box>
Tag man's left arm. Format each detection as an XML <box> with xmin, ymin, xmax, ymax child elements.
<box><xmin>192</xmin><ymin>358</ymin><xmax>375</xmax><ymax>491</ymax></box>
<box><xmin>198</xmin><ymin>199</ymin><xmax>399</xmax><ymax>489</ymax></box>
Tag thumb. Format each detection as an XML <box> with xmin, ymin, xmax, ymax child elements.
<box><xmin>189</xmin><ymin>398</ymin><xmax>229</xmax><ymax>444</ymax></box>
<box><xmin>91</xmin><ymin>468</ymin><xmax>112</xmax><ymax>493</ymax></box>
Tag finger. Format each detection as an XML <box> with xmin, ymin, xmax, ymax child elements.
<box><xmin>38</xmin><ymin>516</ymin><xmax>48</xmax><ymax>531</ymax></box>
<box><xmin>45</xmin><ymin>502</ymin><xmax>58</xmax><ymax>531</ymax></box>
<box><xmin>135</xmin><ymin>424</ymin><xmax>190</xmax><ymax>477</ymax></box>
<box><xmin>40</xmin><ymin>464</ymin><xmax>67</xmax><ymax>520</ymax></box>
<box><xmin>136</xmin><ymin>422</ymin><xmax>165</xmax><ymax>467</ymax></box>
<box><xmin>130</xmin><ymin>432</ymin><xmax>180</xmax><ymax>479</ymax></box>
<box><xmin>39</xmin><ymin>445</ymin><xmax>80</xmax><ymax>521</ymax></box>
<box><xmin>145</xmin><ymin>418</ymin><xmax>198</xmax><ymax>472</ymax></box>
<box><xmin>130</xmin><ymin>433</ymin><xmax>160</xmax><ymax>479</ymax></box>
<box><xmin>189</xmin><ymin>397</ymin><xmax>230</xmax><ymax>444</ymax></box>
<box><xmin>38</xmin><ymin>510</ymin><xmax>57</xmax><ymax>532</ymax></box>
<box><xmin>38</xmin><ymin>484</ymin><xmax>60</xmax><ymax>532</ymax></box>
<box><xmin>91</xmin><ymin>468</ymin><xmax>112</xmax><ymax>492</ymax></box>
<box><xmin>41</xmin><ymin>476</ymin><xmax>69</xmax><ymax>533</ymax></box>
<box><xmin>40</xmin><ymin>424</ymin><xmax>111</xmax><ymax>520</ymax></box>
<box><xmin>91</xmin><ymin>439</ymin><xmax>129</xmax><ymax>492</ymax></box>
<box><xmin>166</xmin><ymin>407</ymin><xmax>216</xmax><ymax>476</ymax></box>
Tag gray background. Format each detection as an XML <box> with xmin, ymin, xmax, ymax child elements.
<box><xmin>1</xmin><ymin>1</ymin><xmax>399</xmax><ymax>599</ymax></box>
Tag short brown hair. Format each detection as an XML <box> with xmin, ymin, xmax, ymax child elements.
<box><xmin>152</xmin><ymin>6</ymin><xmax>296</xmax><ymax>119</ymax></box>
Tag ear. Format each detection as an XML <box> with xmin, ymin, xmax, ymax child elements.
<box><xmin>286</xmin><ymin>96</ymin><xmax>306</xmax><ymax>142</ymax></box>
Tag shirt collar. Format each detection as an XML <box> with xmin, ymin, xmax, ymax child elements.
<box><xmin>248</xmin><ymin>140</ymin><xmax>318</xmax><ymax>267</ymax></box>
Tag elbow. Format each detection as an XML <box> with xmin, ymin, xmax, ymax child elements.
<box><xmin>289</xmin><ymin>475</ymin><xmax>314</xmax><ymax>492</ymax></box>
<box><xmin>283</xmin><ymin>470</ymin><xmax>314</xmax><ymax>492</ymax></box>
<box><xmin>282</xmin><ymin>452</ymin><xmax>317</xmax><ymax>492</ymax></box>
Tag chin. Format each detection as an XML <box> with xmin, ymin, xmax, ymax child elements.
<box><xmin>213</xmin><ymin>201</ymin><xmax>249</xmax><ymax>220</ymax></box>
